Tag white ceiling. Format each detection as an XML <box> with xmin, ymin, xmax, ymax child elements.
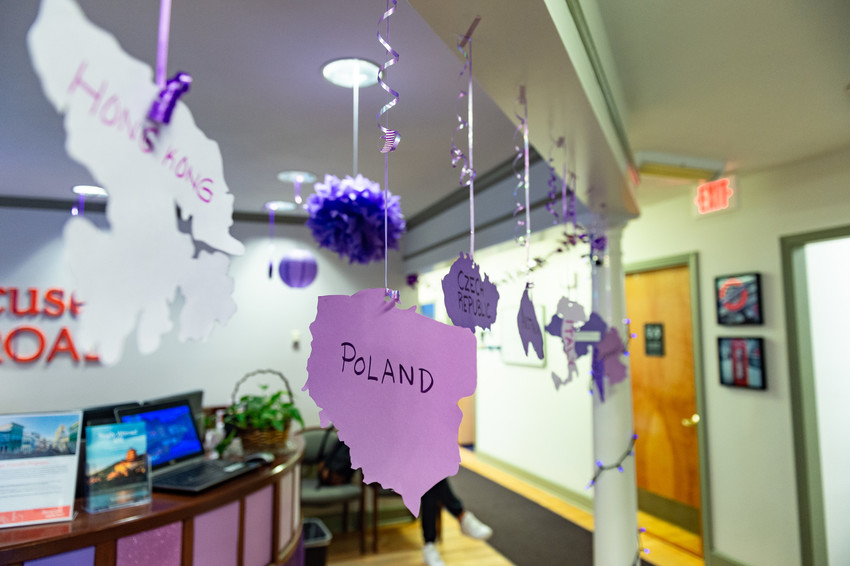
<box><xmin>2</xmin><ymin>0</ymin><xmax>848</xmax><ymax>223</ymax></box>
<box><xmin>593</xmin><ymin>0</ymin><xmax>850</xmax><ymax>204</ymax></box>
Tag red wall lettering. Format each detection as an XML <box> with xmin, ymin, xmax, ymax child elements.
<box><xmin>0</xmin><ymin>286</ymin><xmax>98</xmax><ymax>364</ymax></box>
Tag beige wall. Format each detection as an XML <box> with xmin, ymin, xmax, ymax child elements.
<box><xmin>622</xmin><ymin>146</ymin><xmax>850</xmax><ymax>566</ymax></box>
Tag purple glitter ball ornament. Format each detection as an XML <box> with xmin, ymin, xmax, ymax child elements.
<box><xmin>278</xmin><ymin>249</ymin><xmax>318</xmax><ymax>288</ymax></box>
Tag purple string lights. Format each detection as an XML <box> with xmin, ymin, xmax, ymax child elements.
<box><xmin>586</xmin><ymin>433</ymin><xmax>638</xmax><ymax>489</ymax></box>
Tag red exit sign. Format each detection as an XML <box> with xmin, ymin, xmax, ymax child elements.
<box><xmin>694</xmin><ymin>177</ymin><xmax>736</xmax><ymax>215</ymax></box>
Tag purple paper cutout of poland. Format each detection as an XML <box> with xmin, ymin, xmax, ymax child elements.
<box><xmin>441</xmin><ymin>253</ymin><xmax>499</xmax><ymax>332</ymax></box>
<box><xmin>27</xmin><ymin>0</ymin><xmax>242</xmax><ymax>365</ymax></box>
<box><xmin>517</xmin><ymin>285</ymin><xmax>544</xmax><ymax>359</ymax></box>
<box><xmin>304</xmin><ymin>288</ymin><xmax>477</xmax><ymax>517</ymax></box>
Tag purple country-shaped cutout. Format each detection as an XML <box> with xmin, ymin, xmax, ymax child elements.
<box><xmin>517</xmin><ymin>285</ymin><xmax>544</xmax><ymax>359</ymax></box>
<box><xmin>304</xmin><ymin>288</ymin><xmax>477</xmax><ymax>516</ymax></box>
<box><xmin>441</xmin><ymin>253</ymin><xmax>499</xmax><ymax>332</ymax></box>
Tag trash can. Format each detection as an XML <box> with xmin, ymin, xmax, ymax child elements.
<box><xmin>303</xmin><ymin>517</ymin><xmax>333</xmax><ymax>566</ymax></box>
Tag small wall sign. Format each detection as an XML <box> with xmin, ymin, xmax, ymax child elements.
<box><xmin>644</xmin><ymin>323</ymin><xmax>665</xmax><ymax>357</ymax></box>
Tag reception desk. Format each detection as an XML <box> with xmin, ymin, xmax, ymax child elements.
<box><xmin>0</xmin><ymin>437</ymin><xmax>304</xmax><ymax>566</ymax></box>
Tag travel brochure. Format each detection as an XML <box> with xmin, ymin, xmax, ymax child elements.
<box><xmin>84</xmin><ymin>422</ymin><xmax>151</xmax><ymax>513</ymax></box>
<box><xmin>0</xmin><ymin>411</ymin><xmax>82</xmax><ymax>528</ymax></box>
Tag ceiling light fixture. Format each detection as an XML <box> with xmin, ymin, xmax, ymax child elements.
<box><xmin>264</xmin><ymin>200</ymin><xmax>298</xmax><ymax>212</ymax></box>
<box><xmin>70</xmin><ymin>184</ymin><xmax>107</xmax><ymax>216</ymax></box>
<box><xmin>71</xmin><ymin>185</ymin><xmax>108</xmax><ymax>197</ymax></box>
<box><xmin>276</xmin><ymin>171</ymin><xmax>317</xmax><ymax>185</ymax></box>
<box><xmin>321</xmin><ymin>58</ymin><xmax>379</xmax><ymax>89</ymax></box>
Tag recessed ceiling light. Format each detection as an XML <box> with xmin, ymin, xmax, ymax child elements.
<box><xmin>277</xmin><ymin>171</ymin><xmax>317</xmax><ymax>184</ymax></box>
<box><xmin>264</xmin><ymin>200</ymin><xmax>297</xmax><ymax>212</ymax></box>
<box><xmin>321</xmin><ymin>58</ymin><xmax>379</xmax><ymax>89</ymax></box>
<box><xmin>71</xmin><ymin>185</ymin><xmax>108</xmax><ymax>198</ymax></box>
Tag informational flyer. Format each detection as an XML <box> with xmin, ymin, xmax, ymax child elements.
<box><xmin>85</xmin><ymin>422</ymin><xmax>150</xmax><ymax>513</ymax></box>
<box><xmin>0</xmin><ymin>411</ymin><xmax>82</xmax><ymax>528</ymax></box>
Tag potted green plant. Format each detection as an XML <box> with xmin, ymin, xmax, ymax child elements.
<box><xmin>222</xmin><ymin>369</ymin><xmax>304</xmax><ymax>455</ymax></box>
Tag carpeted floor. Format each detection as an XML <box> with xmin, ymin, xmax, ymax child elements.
<box><xmin>452</xmin><ymin>467</ymin><xmax>652</xmax><ymax>566</ymax></box>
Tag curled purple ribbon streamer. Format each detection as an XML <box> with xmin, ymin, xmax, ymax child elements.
<box><xmin>377</xmin><ymin>0</ymin><xmax>400</xmax><ymax>153</ymax></box>
<box><xmin>546</xmin><ymin>163</ymin><xmax>561</xmax><ymax>225</ymax></box>
<box><xmin>148</xmin><ymin>71</ymin><xmax>192</xmax><ymax>124</ymax></box>
<box><xmin>450</xmin><ymin>48</ymin><xmax>475</xmax><ymax>186</ymax></box>
<box><xmin>511</xmin><ymin>108</ymin><xmax>528</xmax><ymax>246</ymax></box>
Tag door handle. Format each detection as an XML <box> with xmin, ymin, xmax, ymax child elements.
<box><xmin>681</xmin><ymin>413</ymin><xmax>700</xmax><ymax>427</ymax></box>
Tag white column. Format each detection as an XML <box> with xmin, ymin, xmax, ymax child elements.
<box><xmin>591</xmin><ymin>224</ymin><xmax>640</xmax><ymax>566</ymax></box>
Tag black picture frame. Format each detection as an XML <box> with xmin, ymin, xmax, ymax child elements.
<box><xmin>715</xmin><ymin>272</ymin><xmax>763</xmax><ymax>325</ymax></box>
<box><xmin>718</xmin><ymin>337</ymin><xmax>766</xmax><ymax>390</ymax></box>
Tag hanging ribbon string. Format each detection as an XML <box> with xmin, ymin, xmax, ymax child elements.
<box><xmin>149</xmin><ymin>0</ymin><xmax>191</xmax><ymax>125</ymax></box>
<box><xmin>521</xmin><ymin>87</ymin><xmax>531</xmax><ymax>280</ymax></box>
<box><xmin>512</xmin><ymin>86</ymin><xmax>531</xmax><ymax>269</ymax></box>
<box><xmin>377</xmin><ymin>0</ymin><xmax>400</xmax><ymax>155</ymax></box>
<box><xmin>155</xmin><ymin>0</ymin><xmax>172</xmax><ymax>89</ymax></box>
<box><xmin>450</xmin><ymin>16</ymin><xmax>480</xmax><ymax>258</ymax></box>
<box><xmin>378</xmin><ymin>0</ymin><xmax>400</xmax><ymax>300</ymax></box>
<box><xmin>353</xmin><ymin>59</ymin><xmax>360</xmax><ymax>174</ymax></box>
<box><xmin>545</xmin><ymin>139</ymin><xmax>585</xmax><ymax>248</ymax></box>
<box><xmin>266</xmin><ymin>204</ymin><xmax>276</xmax><ymax>278</ymax></box>
<box><xmin>293</xmin><ymin>179</ymin><xmax>302</xmax><ymax>205</ymax></box>
<box><xmin>546</xmin><ymin>137</ymin><xmax>566</xmax><ymax>225</ymax></box>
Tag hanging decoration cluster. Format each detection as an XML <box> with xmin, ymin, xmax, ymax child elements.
<box><xmin>304</xmin><ymin>174</ymin><xmax>405</xmax><ymax>265</ymax></box>
<box><xmin>543</xmin><ymin>140</ymin><xmax>608</xmax><ymax>265</ymax></box>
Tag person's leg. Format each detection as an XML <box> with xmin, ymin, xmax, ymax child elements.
<box><xmin>431</xmin><ymin>478</ymin><xmax>493</xmax><ymax>541</ymax></box>
<box><xmin>431</xmin><ymin>478</ymin><xmax>464</xmax><ymax>518</ymax></box>
<box><xmin>421</xmin><ymin>482</ymin><xmax>445</xmax><ymax>566</ymax></box>
<box><xmin>420</xmin><ymin>482</ymin><xmax>441</xmax><ymax>543</ymax></box>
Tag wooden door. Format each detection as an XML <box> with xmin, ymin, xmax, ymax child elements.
<box><xmin>626</xmin><ymin>265</ymin><xmax>701</xmax><ymax>532</ymax></box>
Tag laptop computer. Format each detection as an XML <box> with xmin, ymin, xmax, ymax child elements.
<box><xmin>143</xmin><ymin>390</ymin><xmax>205</xmax><ymax>435</ymax></box>
<box><xmin>115</xmin><ymin>400</ymin><xmax>259</xmax><ymax>493</ymax></box>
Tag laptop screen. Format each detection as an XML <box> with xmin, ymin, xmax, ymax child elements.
<box><xmin>115</xmin><ymin>401</ymin><xmax>204</xmax><ymax>471</ymax></box>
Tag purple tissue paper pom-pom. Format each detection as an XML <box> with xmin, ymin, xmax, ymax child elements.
<box><xmin>304</xmin><ymin>174</ymin><xmax>406</xmax><ymax>264</ymax></box>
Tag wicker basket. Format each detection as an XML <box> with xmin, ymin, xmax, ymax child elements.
<box><xmin>228</xmin><ymin>369</ymin><xmax>298</xmax><ymax>454</ymax></box>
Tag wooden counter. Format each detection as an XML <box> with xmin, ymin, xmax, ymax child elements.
<box><xmin>0</xmin><ymin>437</ymin><xmax>304</xmax><ymax>566</ymax></box>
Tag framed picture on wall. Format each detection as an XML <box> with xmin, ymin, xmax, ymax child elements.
<box><xmin>715</xmin><ymin>272</ymin><xmax>763</xmax><ymax>325</ymax></box>
<box><xmin>718</xmin><ymin>337</ymin><xmax>766</xmax><ymax>390</ymax></box>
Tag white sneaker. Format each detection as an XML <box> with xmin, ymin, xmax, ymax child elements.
<box><xmin>423</xmin><ymin>542</ymin><xmax>445</xmax><ymax>566</ymax></box>
<box><xmin>460</xmin><ymin>511</ymin><xmax>493</xmax><ymax>540</ymax></box>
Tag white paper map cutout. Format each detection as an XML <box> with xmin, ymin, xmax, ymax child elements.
<box><xmin>27</xmin><ymin>0</ymin><xmax>244</xmax><ymax>365</ymax></box>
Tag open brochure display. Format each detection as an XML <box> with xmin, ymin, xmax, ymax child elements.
<box><xmin>0</xmin><ymin>411</ymin><xmax>82</xmax><ymax>528</ymax></box>
<box><xmin>84</xmin><ymin>423</ymin><xmax>151</xmax><ymax>513</ymax></box>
